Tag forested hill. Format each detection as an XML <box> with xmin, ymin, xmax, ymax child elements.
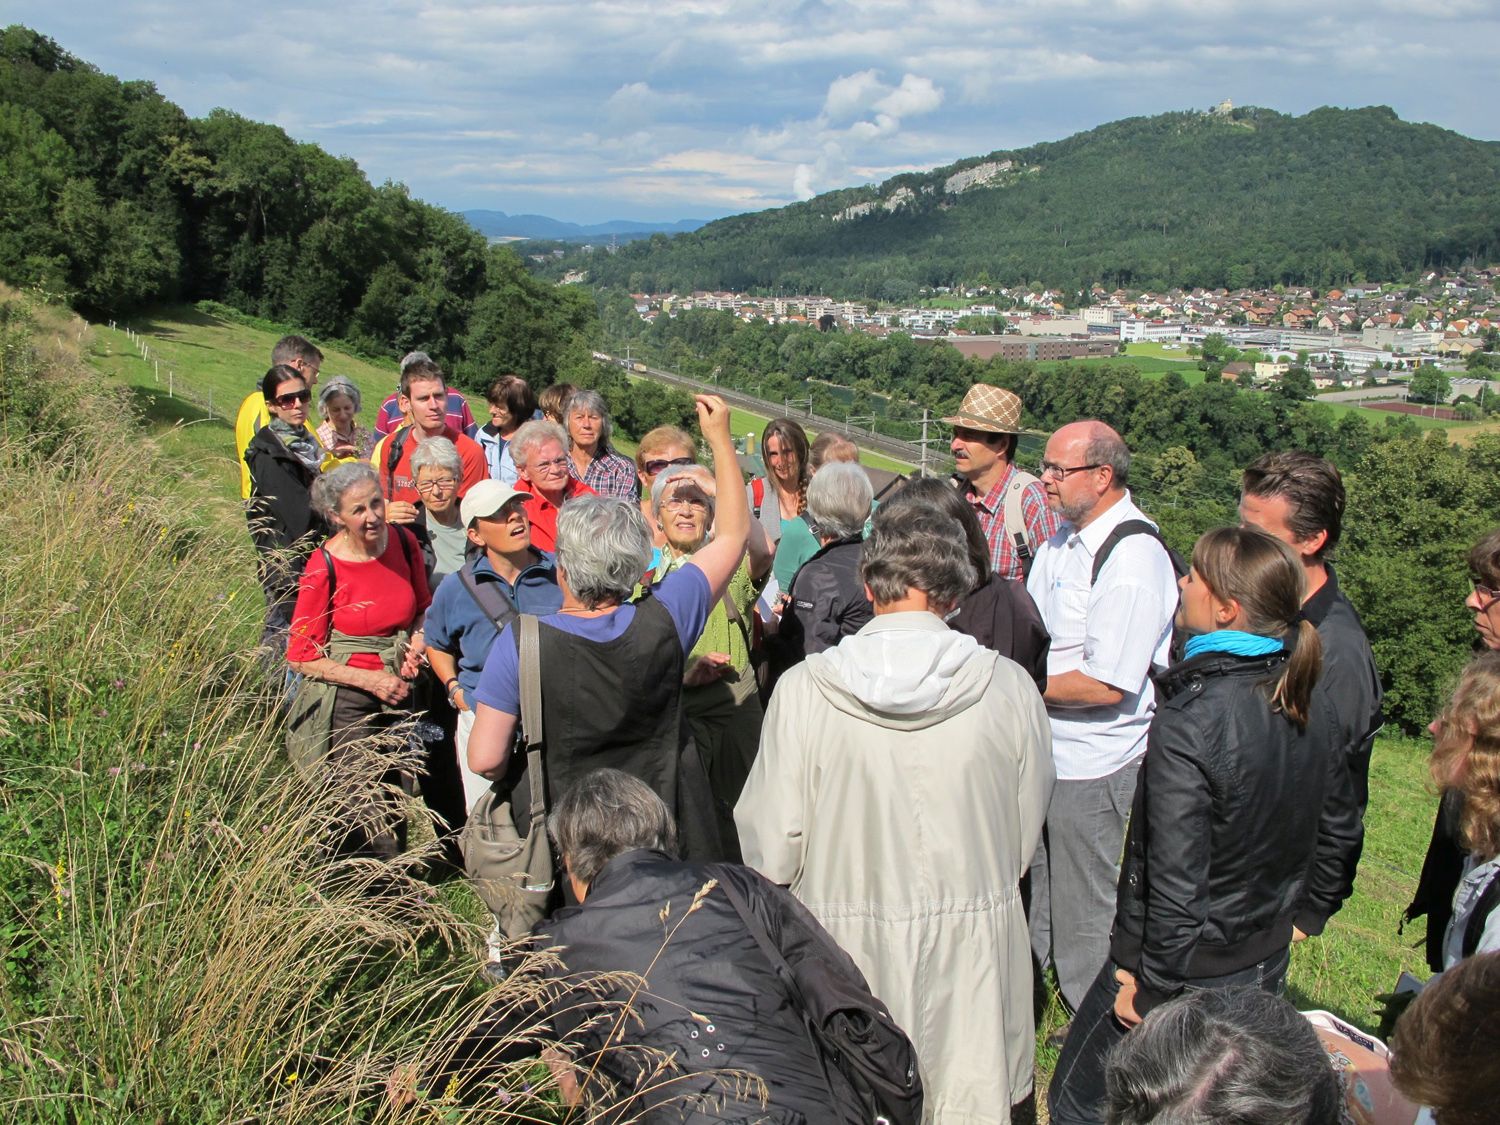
<box><xmin>556</xmin><ymin>106</ymin><xmax>1500</xmax><ymax>298</ymax></box>
<box><xmin>0</xmin><ymin>26</ymin><xmax>597</xmax><ymax>391</ymax></box>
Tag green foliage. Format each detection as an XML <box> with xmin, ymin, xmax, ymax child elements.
<box><xmin>1408</xmin><ymin>365</ymin><xmax>1452</xmax><ymax>404</ymax></box>
<box><xmin>556</xmin><ymin>105</ymin><xmax>1500</xmax><ymax>296</ymax></box>
<box><xmin>0</xmin><ymin>26</ymin><xmax>598</xmax><ymax>387</ymax></box>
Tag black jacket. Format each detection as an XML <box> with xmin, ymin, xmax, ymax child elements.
<box><xmin>1109</xmin><ymin>649</ymin><xmax>1352</xmax><ymax>1014</ymax></box>
<box><xmin>780</xmin><ymin>535</ymin><xmax>873</xmax><ymax>661</ymax></box>
<box><xmin>537</xmin><ymin>851</ymin><xmax>864</xmax><ymax>1124</ymax></box>
<box><xmin>949</xmin><ymin>572</ymin><xmax>1050</xmax><ymax>692</ymax></box>
<box><xmin>243</xmin><ymin>426</ymin><xmax>323</xmax><ymax>558</ymax></box>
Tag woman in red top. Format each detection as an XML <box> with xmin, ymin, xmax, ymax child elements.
<box><xmin>509</xmin><ymin>419</ymin><xmax>595</xmax><ymax>554</ymax></box>
<box><xmin>287</xmin><ymin>462</ymin><xmax>431</xmax><ymax>859</ymax></box>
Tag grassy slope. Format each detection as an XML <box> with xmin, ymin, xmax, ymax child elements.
<box><xmin>81</xmin><ymin>305</ymin><xmax>1440</xmax><ymax>1108</ymax></box>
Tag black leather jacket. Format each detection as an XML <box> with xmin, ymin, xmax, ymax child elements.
<box><xmin>1109</xmin><ymin>649</ymin><xmax>1352</xmax><ymax>1014</ymax></box>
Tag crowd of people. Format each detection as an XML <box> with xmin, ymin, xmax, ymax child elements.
<box><xmin>237</xmin><ymin>338</ymin><xmax>1498</xmax><ymax>1123</ymax></box>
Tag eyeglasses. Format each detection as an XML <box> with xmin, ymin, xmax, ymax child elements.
<box><xmin>662</xmin><ymin>495</ymin><xmax>709</xmax><ymax>512</ymax></box>
<box><xmin>415</xmin><ymin>476</ymin><xmax>458</xmax><ymax>494</ymax></box>
<box><xmin>1472</xmin><ymin>578</ymin><xmax>1500</xmax><ymax>608</ymax></box>
<box><xmin>1039</xmin><ymin>461</ymin><xmax>1102</xmax><ymax>480</ymax></box>
<box><xmin>272</xmin><ymin>389</ymin><xmax>311</xmax><ymax>407</ymax></box>
<box><xmin>531</xmin><ymin>456</ymin><xmax>570</xmax><ymax>473</ymax></box>
<box><xmin>644</xmin><ymin>456</ymin><xmax>695</xmax><ymax>476</ymax></box>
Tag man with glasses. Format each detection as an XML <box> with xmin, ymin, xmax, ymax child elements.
<box><xmin>945</xmin><ymin>383</ymin><xmax>1061</xmax><ymax>580</ymax></box>
<box><xmin>1025</xmin><ymin>420</ymin><xmax>1179</xmax><ymax>1019</ymax></box>
<box><xmin>1239</xmin><ymin>452</ymin><xmax>1377</xmax><ymax>943</ymax></box>
<box><xmin>370</xmin><ymin>357</ymin><xmax>488</xmax><ymax>514</ymax></box>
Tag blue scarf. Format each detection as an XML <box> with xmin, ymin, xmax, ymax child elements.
<box><xmin>1183</xmin><ymin>630</ymin><xmax>1284</xmax><ymax>660</ymax></box>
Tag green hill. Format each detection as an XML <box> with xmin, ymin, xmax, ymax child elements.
<box><xmin>560</xmin><ymin>105</ymin><xmax>1500</xmax><ymax>297</ymax></box>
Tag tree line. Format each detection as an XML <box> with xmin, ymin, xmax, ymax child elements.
<box><xmin>554</xmin><ymin>105</ymin><xmax>1500</xmax><ymax>299</ymax></box>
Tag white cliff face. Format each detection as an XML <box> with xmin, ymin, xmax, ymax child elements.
<box><xmin>944</xmin><ymin>159</ymin><xmax>1014</xmax><ymax>194</ymax></box>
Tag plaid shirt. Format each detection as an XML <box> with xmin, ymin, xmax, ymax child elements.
<box><xmin>570</xmin><ymin>446</ymin><xmax>641</xmax><ymax>501</ymax></box>
<box><xmin>962</xmin><ymin>464</ymin><xmax>1063</xmax><ymax>580</ymax></box>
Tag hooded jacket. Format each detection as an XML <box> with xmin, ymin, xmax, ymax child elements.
<box><xmin>737</xmin><ymin>612</ymin><xmax>1055</xmax><ymax>1123</ymax></box>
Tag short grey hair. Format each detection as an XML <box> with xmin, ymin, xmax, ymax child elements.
<box><xmin>410</xmin><ymin>436</ymin><xmax>462</xmax><ymax>479</ymax></box>
<box><xmin>565</xmin><ymin>388</ymin><xmax>614</xmax><ymax>449</ymax></box>
<box><xmin>862</xmin><ymin>509</ymin><xmax>978</xmax><ymax>610</ymax></box>
<box><xmin>317</xmin><ymin>374</ymin><xmax>361</xmax><ymax>417</ymax></box>
<box><xmin>311</xmin><ymin>462</ymin><xmax>381</xmax><ymax>521</ymax></box>
<box><xmin>548</xmin><ymin>769</ymin><xmax>677</xmax><ymax>888</ymax></box>
<box><xmin>807</xmin><ymin>461</ymin><xmax>873</xmax><ymax>540</ymax></box>
<box><xmin>1104</xmin><ymin>988</ymin><xmax>1341</xmax><ymax>1125</ymax></box>
<box><xmin>509</xmin><ymin>419</ymin><xmax>569</xmax><ymax>470</ymax></box>
<box><xmin>650</xmin><ymin>463</ymin><xmax>714</xmax><ymax>519</ymax></box>
<box><xmin>555</xmin><ymin>496</ymin><xmax>653</xmax><ymax>609</ymax></box>
<box><xmin>399</xmin><ymin>350</ymin><xmax>431</xmax><ymax>373</ymax></box>
<box><xmin>1086</xmin><ymin>427</ymin><xmax>1131</xmax><ymax>488</ymax></box>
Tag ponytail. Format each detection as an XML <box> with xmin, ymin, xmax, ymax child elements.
<box><xmin>1271</xmin><ymin>618</ymin><xmax>1322</xmax><ymax>729</ymax></box>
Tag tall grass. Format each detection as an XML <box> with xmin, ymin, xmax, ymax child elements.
<box><xmin>0</xmin><ymin>290</ymin><xmax>569</xmax><ymax>1121</ymax></box>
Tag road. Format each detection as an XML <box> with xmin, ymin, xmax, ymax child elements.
<box><xmin>605</xmin><ymin>353</ymin><xmax>948</xmax><ymax>472</ymax></box>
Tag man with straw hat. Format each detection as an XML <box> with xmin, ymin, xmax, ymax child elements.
<box><xmin>944</xmin><ymin>383</ymin><xmax>1060</xmax><ymax>581</ymax></box>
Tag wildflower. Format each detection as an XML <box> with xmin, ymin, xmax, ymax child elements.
<box><xmin>192</xmin><ymin>740</ymin><xmax>202</xmax><ymax>750</ymax></box>
<box><xmin>283</xmin><ymin>1071</ymin><xmax>298</xmax><ymax>1086</ymax></box>
<box><xmin>111</xmin><ymin>679</ymin><xmax>126</xmax><ymax>690</ymax></box>
<box><xmin>107</xmin><ymin>766</ymin><xmax>122</xmax><ymax>778</ymax></box>
<box><xmin>51</xmin><ymin>857</ymin><xmax>66</xmax><ymax>921</ymax></box>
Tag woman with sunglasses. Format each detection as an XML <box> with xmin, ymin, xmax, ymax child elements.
<box><xmin>634</xmin><ymin>425</ymin><xmax>697</xmax><ymax>559</ymax></box>
<box><xmin>244</xmin><ymin>364</ymin><xmax>329</xmax><ymax>650</ymax></box>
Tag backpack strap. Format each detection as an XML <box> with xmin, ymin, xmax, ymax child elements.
<box><xmin>319</xmin><ymin>546</ymin><xmax>337</xmax><ymax>602</ymax></box>
<box><xmin>751</xmin><ymin>476</ymin><xmax>765</xmax><ymax>519</ymax></box>
<box><xmin>458</xmin><ymin>559</ymin><xmax>519</xmax><ymax>635</ymax></box>
<box><xmin>1461</xmin><ymin>867</ymin><xmax>1500</xmax><ymax>960</ymax></box>
<box><xmin>1091</xmin><ymin>519</ymin><xmax>1170</xmax><ymax>586</ymax></box>
<box><xmin>1001</xmin><ymin>468</ymin><xmax>1041</xmax><ymax>578</ymax></box>
<box><xmin>381</xmin><ymin>425</ymin><xmax>411</xmax><ymax>498</ymax></box>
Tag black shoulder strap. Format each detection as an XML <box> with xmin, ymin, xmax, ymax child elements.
<box><xmin>458</xmin><ymin>560</ymin><xmax>519</xmax><ymax>634</ymax></box>
<box><xmin>320</xmin><ymin>546</ymin><xmax>337</xmax><ymax>602</ymax></box>
<box><xmin>1462</xmin><ymin>867</ymin><xmax>1500</xmax><ymax>959</ymax></box>
<box><xmin>1092</xmin><ymin>519</ymin><xmax>1173</xmax><ymax>586</ymax></box>
<box><xmin>382</xmin><ymin>425</ymin><xmax>410</xmax><ymax>494</ymax></box>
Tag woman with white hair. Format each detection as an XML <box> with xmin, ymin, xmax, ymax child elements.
<box><xmin>408</xmin><ymin>436</ymin><xmax>470</xmax><ymax>583</ymax></box>
<box><xmin>468</xmin><ymin>395</ymin><xmax>748</xmax><ymax>865</ymax></box>
<box><xmin>646</xmin><ymin>463</ymin><xmax>773</xmax><ymax>852</ymax></box>
<box><xmin>316</xmin><ymin>374</ymin><xmax>374</xmax><ymax>462</ymax></box>
<box><xmin>564</xmin><ymin>388</ymin><xmax>639</xmax><ymax>501</ymax></box>
<box><xmin>510</xmin><ymin>418</ymin><xmax>595</xmax><ymax>553</ymax></box>
<box><xmin>737</xmin><ymin>506</ymin><xmax>1055</xmax><ymax>1123</ymax></box>
<box><xmin>770</xmin><ymin>460</ymin><xmax>875</xmax><ymax>672</ymax></box>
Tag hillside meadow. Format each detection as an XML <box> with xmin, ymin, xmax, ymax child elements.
<box><xmin>0</xmin><ymin>287</ymin><xmax>1447</xmax><ymax>1121</ymax></box>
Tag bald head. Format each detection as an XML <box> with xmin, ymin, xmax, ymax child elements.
<box><xmin>1041</xmin><ymin>419</ymin><xmax>1130</xmax><ymax>528</ymax></box>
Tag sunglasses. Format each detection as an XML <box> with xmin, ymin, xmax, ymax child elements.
<box><xmin>273</xmin><ymin>389</ymin><xmax>311</xmax><ymax>407</ymax></box>
<box><xmin>645</xmin><ymin>455</ymin><xmax>695</xmax><ymax>476</ymax></box>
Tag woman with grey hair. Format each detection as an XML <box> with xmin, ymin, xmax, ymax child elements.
<box><xmin>1103</xmin><ymin>987</ymin><xmax>1341</xmax><ymax>1125</ymax></box>
<box><xmin>511</xmin><ymin>418</ymin><xmax>595</xmax><ymax>553</ymax></box>
<box><xmin>737</xmin><ymin>509</ymin><xmax>1055</xmax><ymax>1123</ymax></box>
<box><xmin>316</xmin><ymin>374</ymin><xmax>373</xmax><ymax>462</ymax></box>
<box><xmin>645</xmin><ymin>463</ymin><xmax>773</xmax><ymax>854</ymax></box>
<box><xmin>469</xmin><ymin>395</ymin><xmax>749</xmax><ymax>867</ymax></box>
<box><xmin>564</xmin><ymin>388</ymin><xmax>639</xmax><ymax>501</ymax></box>
<box><xmin>768</xmin><ymin>460</ymin><xmax>875</xmax><ymax>676</ymax></box>
<box><xmin>286</xmin><ymin>462</ymin><xmax>431</xmax><ymax>859</ymax></box>
<box><xmin>408</xmin><ymin>436</ymin><xmax>469</xmax><ymax>582</ymax></box>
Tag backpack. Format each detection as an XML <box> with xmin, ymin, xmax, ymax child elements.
<box><xmin>458</xmin><ymin>559</ymin><xmax>519</xmax><ymax>637</ymax></box>
<box><xmin>1000</xmin><ymin>468</ymin><xmax>1042</xmax><ymax>580</ymax></box>
<box><xmin>381</xmin><ymin>425</ymin><xmax>413</xmax><ymax>498</ymax></box>
<box><xmin>751</xmin><ymin>475</ymin><xmax>765</xmax><ymax>519</ymax></box>
<box><xmin>1090</xmin><ymin>519</ymin><xmax>1191</xmax><ymax>664</ymax></box>
<box><xmin>1461</xmin><ymin>867</ymin><xmax>1500</xmax><ymax>960</ymax></box>
<box><xmin>715</xmin><ymin>871</ymin><xmax>923</xmax><ymax>1125</ymax></box>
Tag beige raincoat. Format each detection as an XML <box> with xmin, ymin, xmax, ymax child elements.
<box><xmin>736</xmin><ymin>611</ymin><xmax>1054</xmax><ymax>1123</ymax></box>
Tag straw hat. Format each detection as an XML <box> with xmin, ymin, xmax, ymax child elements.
<box><xmin>942</xmin><ymin>383</ymin><xmax>1023</xmax><ymax>434</ymax></box>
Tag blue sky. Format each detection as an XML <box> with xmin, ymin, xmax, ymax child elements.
<box><xmin>11</xmin><ymin>1</ymin><xmax>1500</xmax><ymax>225</ymax></box>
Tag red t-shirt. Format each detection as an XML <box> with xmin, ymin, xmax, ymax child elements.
<box><xmin>287</xmin><ymin>527</ymin><xmax>433</xmax><ymax>671</ymax></box>
<box><xmin>374</xmin><ymin>425</ymin><xmax>489</xmax><ymax>505</ymax></box>
<box><xmin>516</xmin><ymin>476</ymin><xmax>596</xmax><ymax>553</ymax></box>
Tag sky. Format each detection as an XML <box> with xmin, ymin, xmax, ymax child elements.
<box><xmin>10</xmin><ymin>1</ymin><xmax>1500</xmax><ymax>226</ymax></box>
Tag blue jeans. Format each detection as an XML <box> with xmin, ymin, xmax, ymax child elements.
<box><xmin>1046</xmin><ymin>946</ymin><xmax>1292</xmax><ymax>1125</ymax></box>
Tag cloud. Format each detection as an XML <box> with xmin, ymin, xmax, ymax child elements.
<box><xmin>3</xmin><ymin>0</ymin><xmax>1497</xmax><ymax>222</ymax></box>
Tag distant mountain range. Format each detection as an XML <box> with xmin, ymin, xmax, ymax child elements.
<box><xmin>461</xmin><ymin>210</ymin><xmax>708</xmax><ymax>243</ymax></box>
<box><xmin>546</xmin><ymin>105</ymin><xmax>1500</xmax><ymax>296</ymax></box>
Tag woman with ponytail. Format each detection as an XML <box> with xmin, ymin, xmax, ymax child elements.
<box><xmin>1051</xmin><ymin>526</ymin><xmax>1355</xmax><ymax>1125</ymax></box>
